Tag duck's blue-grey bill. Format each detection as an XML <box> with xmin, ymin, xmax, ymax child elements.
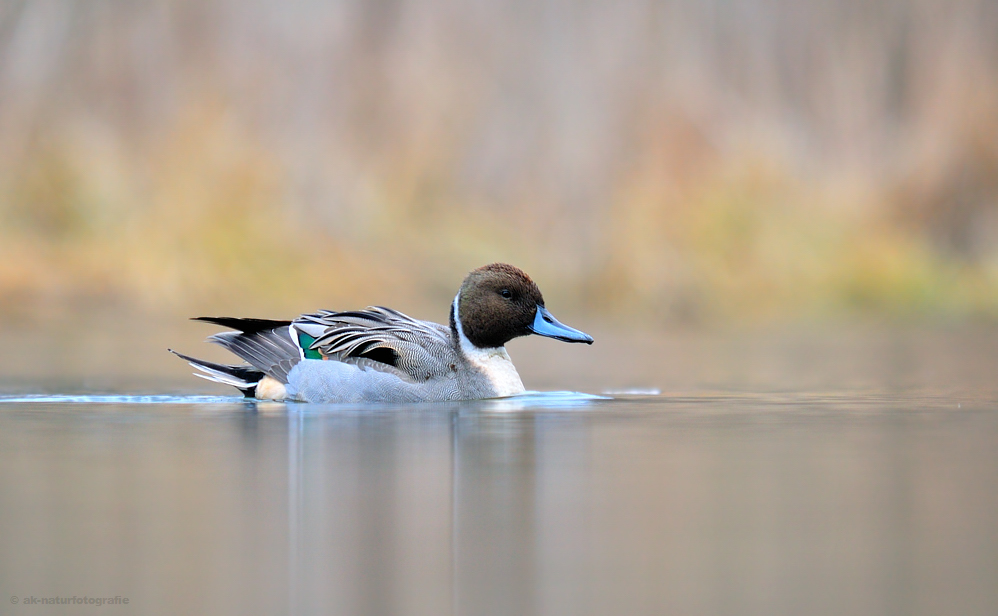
<box><xmin>529</xmin><ymin>306</ymin><xmax>594</xmax><ymax>344</ymax></box>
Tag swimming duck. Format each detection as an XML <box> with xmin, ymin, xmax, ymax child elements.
<box><xmin>170</xmin><ymin>263</ymin><xmax>593</xmax><ymax>402</ymax></box>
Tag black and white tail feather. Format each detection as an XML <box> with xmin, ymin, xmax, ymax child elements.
<box><xmin>168</xmin><ymin>317</ymin><xmax>298</xmax><ymax>398</ymax></box>
<box><xmin>168</xmin><ymin>349</ymin><xmax>265</xmax><ymax>397</ymax></box>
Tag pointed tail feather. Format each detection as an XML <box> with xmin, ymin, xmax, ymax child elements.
<box><xmin>169</xmin><ymin>349</ymin><xmax>263</xmax><ymax>397</ymax></box>
<box><xmin>192</xmin><ymin>316</ymin><xmax>293</xmax><ymax>334</ymax></box>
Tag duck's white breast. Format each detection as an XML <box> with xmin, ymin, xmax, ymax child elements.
<box><xmin>461</xmin><ymin>345</ymin><xmax>525</xmax><ymax>397</ymax></box>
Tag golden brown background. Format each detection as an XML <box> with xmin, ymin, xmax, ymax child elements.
<box><xmin>2</xmin><ymin>0</ymin><xmax>997</xmax><ymax>329</ymax></box>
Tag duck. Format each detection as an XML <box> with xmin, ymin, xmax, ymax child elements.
<box><xmin>170</xmin><ymin>263</ymin><xmax>593</xmax><ymax>402</ymax></box>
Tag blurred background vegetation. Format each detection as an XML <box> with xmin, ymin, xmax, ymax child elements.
<box><xmin>1</xmin><ymin>0</ymin><xmax>997</xmax><ymax>329</ymax></box>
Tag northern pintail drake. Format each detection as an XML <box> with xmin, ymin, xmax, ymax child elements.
<box><xmin>170</xmin><ymin>263</ymin><xmax>593</xmax><ymax>402</ymax></box>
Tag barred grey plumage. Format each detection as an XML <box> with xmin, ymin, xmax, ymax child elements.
<box><xmin>295</xmin><ymin>307</ymin><xmax>456</xmax><ymax>383</ymax></box>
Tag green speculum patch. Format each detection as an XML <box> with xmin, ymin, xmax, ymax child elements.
<box><xmin>296</xmin><ymin>332</ymin><xmax>323</xmax><ymax>360</ymax></box>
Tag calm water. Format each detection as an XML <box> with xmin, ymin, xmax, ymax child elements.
<box><xmin>1</xmin><ymin>327</ymin><xmax>997</xmax><ymax>615</ymax></box>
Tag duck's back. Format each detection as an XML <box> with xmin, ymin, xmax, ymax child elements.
<box><xmin>293</xmin><ymin>307</ymin><xmax>452</xmax><ymax>373</ymax></box>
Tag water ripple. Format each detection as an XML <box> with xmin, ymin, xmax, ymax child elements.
<box><xmin>0</xmin><ymin>394</ymin><xmax>244</xmax><ymax>405</ymax></box>
<box><xmin>0</xmin><ymin>391</ymin><xmax>609</xmax><ymax>409</ymax></box>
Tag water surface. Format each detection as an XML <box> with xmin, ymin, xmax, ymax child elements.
<box><xmin>1</xmin><ymin>327</ymin><xmax>997</xmax><ymax>615</ymax></box>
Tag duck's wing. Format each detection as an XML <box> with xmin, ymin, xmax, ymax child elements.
<box><xmin>291</xmin><ymin>306</ymin><xmax>456</xmax><ymax>383</ymax></box>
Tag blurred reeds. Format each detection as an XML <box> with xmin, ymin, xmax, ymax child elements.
<box><xmin>1</xmin><ymin>0</ymin><xmax>997</xmax><ymax>327</ymax></box>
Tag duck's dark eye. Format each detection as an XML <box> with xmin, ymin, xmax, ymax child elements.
<box><xmin>500</xmin><ymin>289</ymin><xmax>513</xmax><ymax>300</ymax></box>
